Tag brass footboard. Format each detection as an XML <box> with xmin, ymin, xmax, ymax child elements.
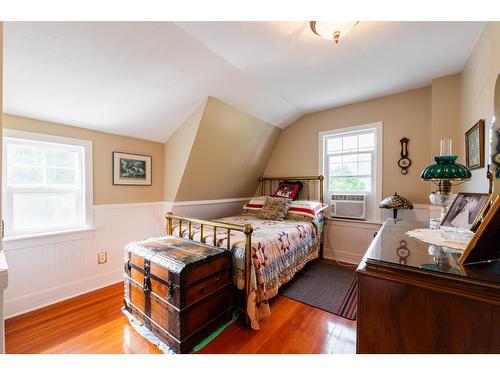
<box><xmin>165</xmin><ymin>212</ymin><xmax>253</xmax><ymax>325</ymax></box>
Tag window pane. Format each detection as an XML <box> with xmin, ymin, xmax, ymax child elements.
<box><xmin>327</xmin><ymin>137</ymin><xmax>342</xmax><ymax>153</ymax></box>
<box><xmin>11</xmin><ymin>192</ymin><xmax>80</xmax><ymax>233</ymax></box>
<box><xmin>358</xmin><ymin>161</ymin><xmax>371</xmax><ymax>175</ymax></box>
<box><xmin>8</xmin><ymin>165</ymin><xmax>44</xmax><ymax>185</ymax></box>
<box><xmin>46</xmin><ymin>149</ymin><xmax>78</xmax><ymax>168</ymax></box>
<box><xmin>331</xmin><ymin>163</ymin><xmax>356</xmax><ymax>177</ymax></box>
<box><xmin>342</xmin><ymin>136</ymin><xmax>357</xmax><ymax>151</ymax></box>
<box><xmin>47</xmin><ymin>168</ymin><xmax>77</xmax><ymax>186</ymax></box>
<box><xmin>330</xmin><ymin>177</ymin><xmax>371</xmax><ymax>192</ymax></box>
<box><xmin>329</xmin><ymin>163</ymin><xmax>342</xmax><ymax>176</ymax></box>
<box><xmin>329</xmin><ymin>155</ymin><xmax>342</xmax><ymax>164</ymax></box>
<box><xmin>359</xmin><ymin>133</ymin><xmax>374</xmax><ymax>150</ymax></box>
<box><xmin>342</xmin><ymin>154</ymin><xmax>357</xmax><ymax>163</ymax></box>
<box><xmin>358</xmin><ymin>153</ymin><xmax>372</xmax><ymax>162</ymax></box>
<box><xmin>7</xmin><ymin>144</ymin><xmax>42</xmax><ymax>166</ymax></box>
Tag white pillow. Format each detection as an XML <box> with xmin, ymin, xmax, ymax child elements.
<box><xmin>287</xmin><ymin>200</ymin><xmax>328</xmax><ymax>219</ymax></box>
<box><xmin>244</xmin><ymin>197</ymin><xmax>328</xmax><ymax>219</ymax></box>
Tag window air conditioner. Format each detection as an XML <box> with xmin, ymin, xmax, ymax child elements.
<box><xmin>330</xmin><ymin>194</ymin><xmax>366</xmax><ymax>220</ymax></box>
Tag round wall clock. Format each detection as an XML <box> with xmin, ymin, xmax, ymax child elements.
<box><xmin>398</xmin><ymin>137</ymin><xmax>412</xmax><ymax>174</ymax></box>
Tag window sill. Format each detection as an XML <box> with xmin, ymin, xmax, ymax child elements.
<box><xmin>3</xmin><ymin>227</ymin><xmax>98</xmax><ymax>252</ymax></box>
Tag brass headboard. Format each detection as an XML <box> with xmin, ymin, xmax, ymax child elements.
<box><xmin>258</xmin><ymin>175</ymin><xmax>324</xmax><ymax>203</ymax></box>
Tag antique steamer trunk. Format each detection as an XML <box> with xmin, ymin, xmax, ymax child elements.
<box><xmin>123</xmin><ymin>236</ymin><xmax>234</xmax><ymax>353</ymax></box>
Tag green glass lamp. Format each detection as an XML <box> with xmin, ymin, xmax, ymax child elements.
<box><xmin>420</xmin><ymin>139</ymin><xmax>471</xmax><ymax>223</ymax></box>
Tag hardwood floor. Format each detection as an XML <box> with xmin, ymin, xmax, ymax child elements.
<box><xmin>5</xmin><ymin>282</ymin><xmax>356</xmax><ymax>354</ymax></box>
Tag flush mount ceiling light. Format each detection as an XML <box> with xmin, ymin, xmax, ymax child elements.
<box><xmin>310</xmin><ymin>21</ymin><xmax>359</xmax><ymax>44</ymax></box>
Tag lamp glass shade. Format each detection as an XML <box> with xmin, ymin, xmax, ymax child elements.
<box><xmin>379</xmin><ymin>193</ymin><xmax>414</xmax><ymax>210</ymax></box>
<box><xmin>420</xmin><ymin>156</ymin><xmax>472</xmax><ymax>181</ymax></box>
<box><xmin>311</xmin><ymin>21</ymin><xmax>358</xmax><ymax>41</ymax></box>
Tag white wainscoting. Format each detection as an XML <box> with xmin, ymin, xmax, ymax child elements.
<box><xmin>3</xmin><ymin>202</ymin><xmax>166</xmax><ymax>318</ymax></box>
<box><xmin>323</xmin><ymin>220</ymin><xmax>381</xmax><ymax>264</ymax></box>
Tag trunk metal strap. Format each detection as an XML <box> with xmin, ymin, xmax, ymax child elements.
<box><xmin>143</xmin><ymin>259</ymin><xmax>152</xmax><ymax>329</ymax></box>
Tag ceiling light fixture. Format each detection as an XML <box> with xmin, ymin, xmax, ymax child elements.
<box><xmin>310</xmin><ymin>21</ymin><xmax>359</xmax><ymax>44</ymax></box>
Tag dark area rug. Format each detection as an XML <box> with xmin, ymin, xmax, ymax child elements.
<box><xmin>279</xmin><ymin>261</ymin><xmax>358</xmax><ymax>320</ymax></box>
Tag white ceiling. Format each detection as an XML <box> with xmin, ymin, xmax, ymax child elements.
<box><xmin>4</xmin><ymin>21</ymin><xmax>485</xmax><ymax>142</ymax></box>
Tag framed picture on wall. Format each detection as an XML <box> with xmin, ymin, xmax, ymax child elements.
<box><xmin>465</xmin><ymin>119</ymin><xmax>485</xmax><ymax>170</ymax></box>
<box><xmin>112</xmin><ymin>152</ymin><xmax>152</xmax><ymax>186</ymax></box>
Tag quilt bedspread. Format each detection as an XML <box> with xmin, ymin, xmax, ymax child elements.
<box><xmin>172</xmin><ymin>214</ymin><xmax>321</xmax><ymax>329</ymax></box>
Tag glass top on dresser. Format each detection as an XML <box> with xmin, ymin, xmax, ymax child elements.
<box><xmin>362</xmin><ymin>219</ymin><xmax>500</xmax><ymax>285</ymax></box>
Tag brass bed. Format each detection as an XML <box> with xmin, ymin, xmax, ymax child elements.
<box><xmin>165</xmin><ymin>175</ymin><xmax>324</xmax><ymax>326</ymax></box>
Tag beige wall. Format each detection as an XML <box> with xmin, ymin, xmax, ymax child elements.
<box><xmin>461</xmin><ymin>22</ymin><xmax>500</xmax><ymax>195</ymax></box>
<box><xmin>0</xmin><ymin>24</ymin><xmax>3</xmax><ymax>223</ymax></box>
<box><xmin>264</xmin><ymin>87</ymin><xmax>432</xmax><ymax>204</ymax></box>
<box><xmin>164</xmin><ymin>102</ymin><xmax>205</xmax><ymax>201</ymax></box>
<box><xmin>3</xmin><ymin>114</ymin><xmax>164</xmax><ymax>205</ymax></box>
<box><xmin>174</xmin><ymin>97</ymin><xmax>281</xmax><ymax>201</ymax></box>
<box><xmin>430</xmin><ymin>74</ymin><xmax>461</xmax><ymax>158</ymax></box>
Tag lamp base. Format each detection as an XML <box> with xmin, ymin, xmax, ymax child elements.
<box><xmin>429</xmin><ymin>190</ymin><xmax>456</xmax><ymax>223</ymax></box>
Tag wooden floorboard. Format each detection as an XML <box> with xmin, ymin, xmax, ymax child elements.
<box><xmin>5</xmin><ymin>282</ymin><xmax>357</xmax><ymax>354</ymax></box>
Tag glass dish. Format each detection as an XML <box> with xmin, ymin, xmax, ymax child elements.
<box><xmin>439</xmin><ymin>226</ymin><xmax>474</xmax><ymax>243</ymax></box>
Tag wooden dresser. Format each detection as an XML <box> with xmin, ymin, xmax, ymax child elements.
<box><xmin>124</xmin><ymin>236</ymin><xmax>234</xmax><ymax>354</ymax></box>
<box><xmin>356</xmin><ymin>220</ymin><xmax>500</xmax><ymax>354</ymax></box>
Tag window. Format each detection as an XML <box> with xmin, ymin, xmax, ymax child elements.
<box><xmin>3</xmin><ymin>130</ymin><xmax>93</xmax><ymax>238</ymax></box>
<box><xmin>319</xmin><ymin>122</ymin><xmax>383</xmax><ymax>220</ymax></box>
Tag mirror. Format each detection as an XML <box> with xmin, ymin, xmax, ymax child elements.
<box><xmin>492</xmin><ymin>74</ymin><xmax>500</xmax><ymax>196</ymax></box>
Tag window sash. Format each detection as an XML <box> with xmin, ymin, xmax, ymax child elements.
<box><xmin>5</xmin><ymin>189</ymin><xmax>85</xmax><ymax>237</ymax></box>
<box><xmin>3</xmin><ymin>135</ymin><xmax>88</xmax><ymax>238</ymax></box>
<box><xmin>324</xmin><ymin>130</ymin><xmax>376</xmax><ymax>194</ymax></box>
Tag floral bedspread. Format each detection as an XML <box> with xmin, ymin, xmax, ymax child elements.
<box><xmin>171</xmin><ymin>214</ymin><xmax>321</xmax><ymax>329</ymax></box>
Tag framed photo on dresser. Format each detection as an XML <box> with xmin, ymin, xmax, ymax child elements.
<box><xmin>440</xmin><ymin>192</ymin><xmax>490</xmax><ymax>230</ymax></box>
<box><xmin>460</xmin><ymin>196</ymin><xmax>500</xmax><ymax>264</ymax></box>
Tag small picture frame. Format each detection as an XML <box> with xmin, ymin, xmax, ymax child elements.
<box><xmin>460</xmin><ymin>196</ymin><xmax>500</xmax><ymax>264</ymax></box>
<box><xmin>113</xmin><ymin>152</ymin><xmax>152</xmax><ymax>186</ymax></box>
<box><xmin>441</xmin><ymin>192</ymin><xmax>491</xmax><ymax>230</ymax></box>
<box><xmin>465</xmin><ymin>119</ymin><xmax>485</xmax><ymax>170</ymax></box>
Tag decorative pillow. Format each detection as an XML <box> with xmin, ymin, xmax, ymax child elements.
<box><xmin>273</xmin><ymin>180</ymin><xmax>303</xmax><ymax>201</ymax></box>
<box><xmin>242</xmin><ymin>196</ymin><xmax>267</xmax><ymax>213</ymax></box>
<box><xmin>286</xmin><ymin>200</ymin><xmax>328</xmax><ymax>219</ymax></box>
<box><xmin>259</xmin><ymin>196</ymin><xmax>292</xmax><ymax>221</ymax></box>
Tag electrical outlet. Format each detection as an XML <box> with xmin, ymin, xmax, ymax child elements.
<box><xmin>97</xmin><ymin>252</ymin><xmax>107</xmax><ymax>264</ymax></box>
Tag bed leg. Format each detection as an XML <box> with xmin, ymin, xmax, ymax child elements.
<box><xmin>243</xmin><ymin>224</ymin><xmax>253</xmax><ymax>329</ymax></box>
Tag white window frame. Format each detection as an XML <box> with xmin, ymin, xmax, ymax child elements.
<box><xmin>319</xmin><ymin>122</ymin><xmax>383</xmax><ymax>222</ymax></box>
<box><xmin>2</xmin><ymin>129</ymin><xmax>94</xmax><ymax>240</ymax></box>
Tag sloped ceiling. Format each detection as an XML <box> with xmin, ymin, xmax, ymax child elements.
<box><xmin>166</xmin><ymin>97</ymin><xmax>280</xmax><ymax>201</ymax></box>
<box><xmin>4</xmin><ymin>22</ymin><xmax>299</xmax><ymax>142</ymax></box>
<box><xmin>4</xmin><ymin>21</ymin><xmax>485</xmax><ymax>143</ymax></box>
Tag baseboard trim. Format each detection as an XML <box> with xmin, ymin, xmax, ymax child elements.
<box><xmin>4</xmin><ymin>269</ymin><xmax>123</xmax><ymax>319</ymax></box>
<box><xmin>323</xmin><ymin>248</ymin><xmax>363</xmax><ymax>265</ymax></box>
